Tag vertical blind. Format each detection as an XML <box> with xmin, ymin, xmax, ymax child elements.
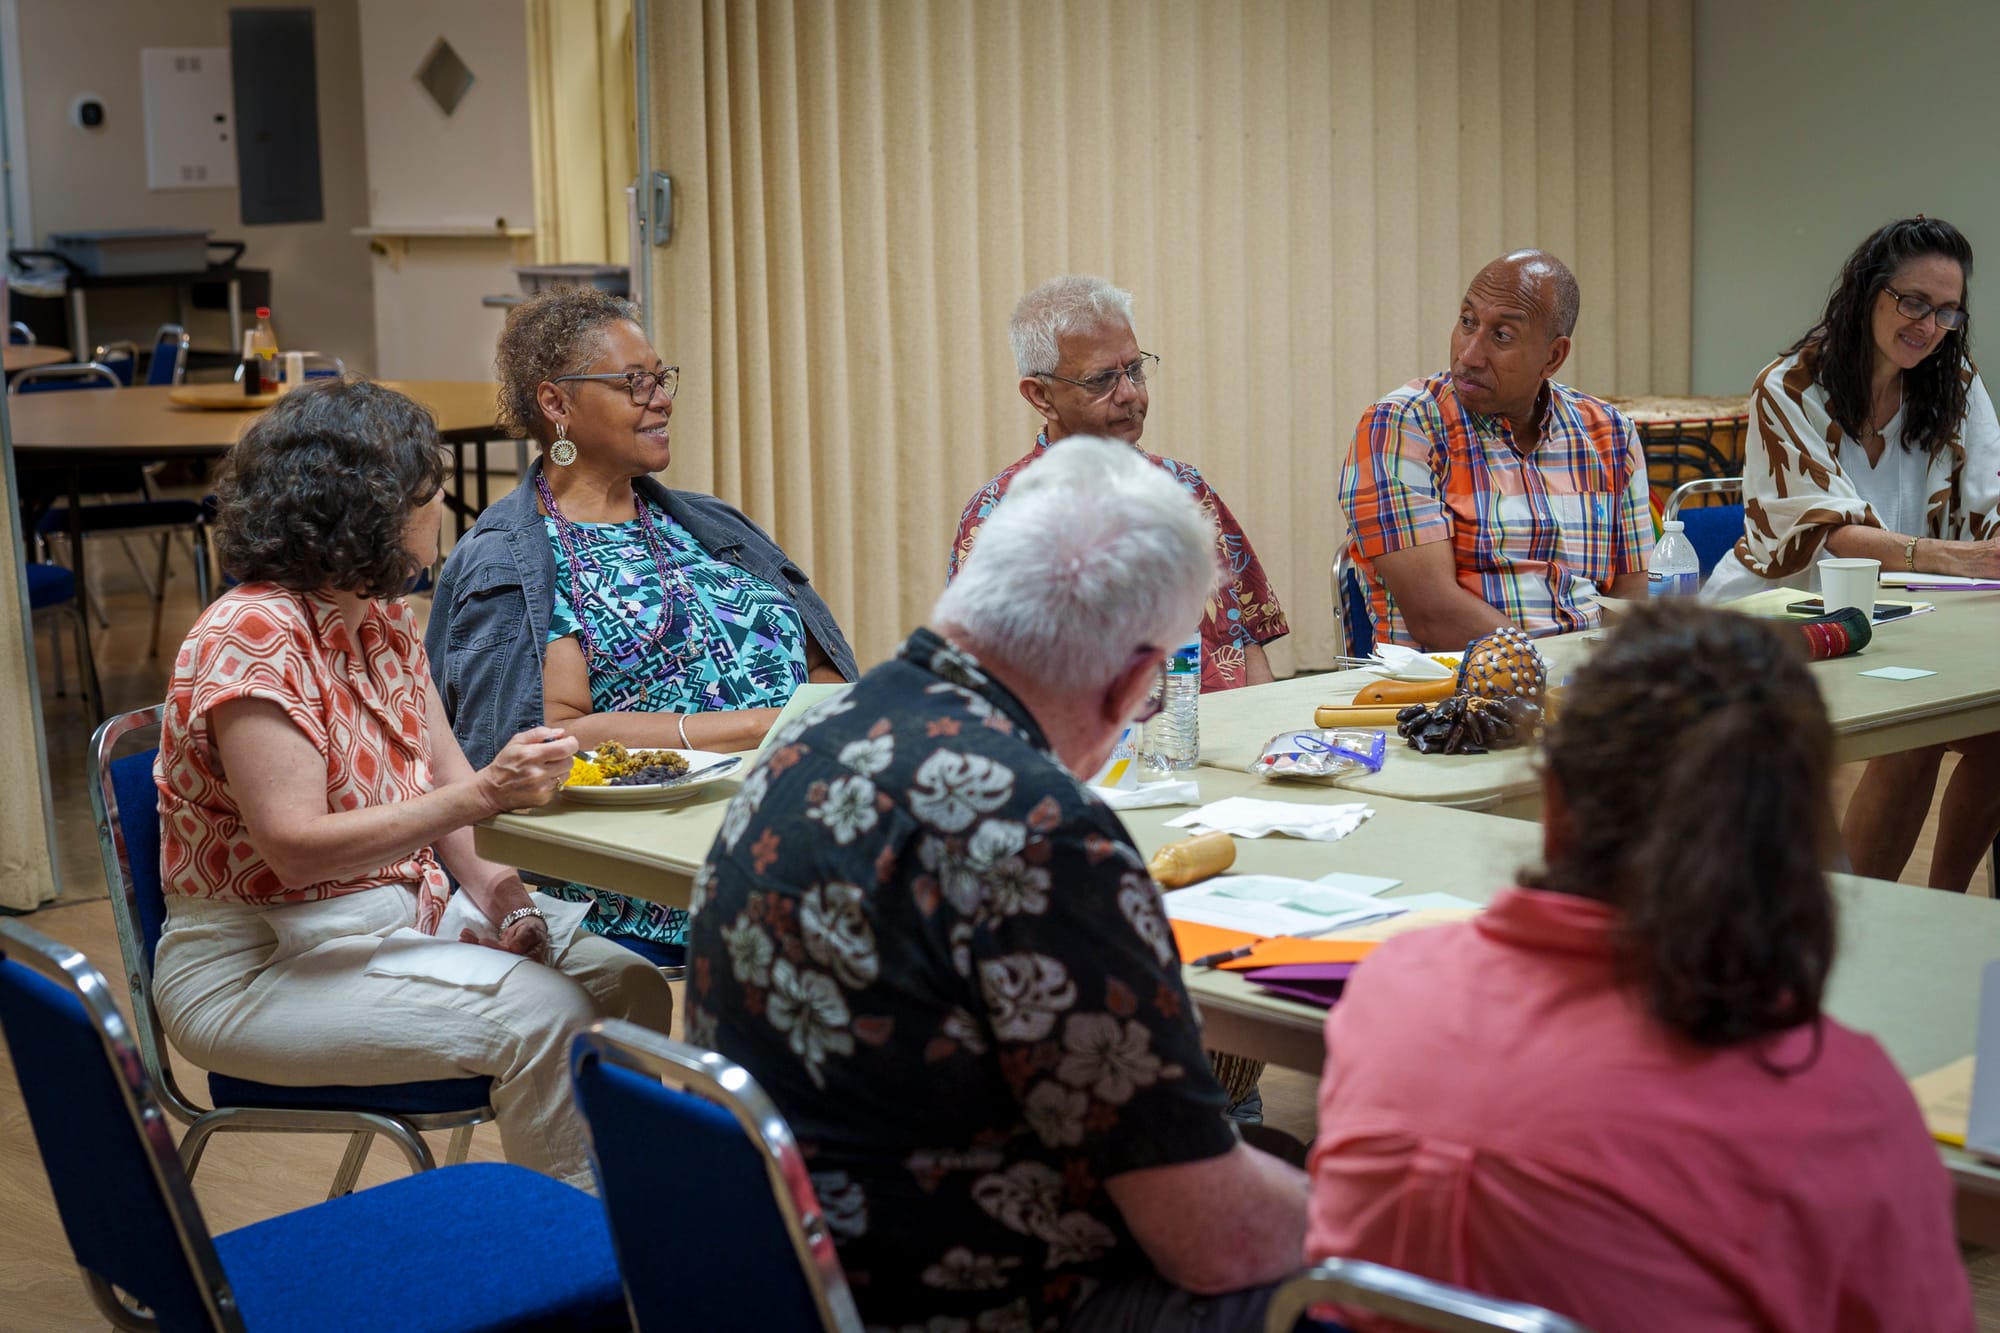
<box><xmin>644</xmin><ymin>0</ymin><xmax>1692</xmax><ymax>672</ymax></box>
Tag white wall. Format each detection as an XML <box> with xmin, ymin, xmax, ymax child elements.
<box><xmin>356</xmin><ymin>0</ymin><xmax>535</xmax><ymax>381</ymax></box>
<box><xmin>1692</xmin><ymin>0</ymin><xmax>2000</xmax><ymax>394</ymax></box>
<box><xmin>11</xmin><ymin>0</ymin><xmax>375</xmax><ymax>369</ymax></box>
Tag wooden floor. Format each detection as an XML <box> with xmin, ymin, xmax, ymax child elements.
<box><xmin>5</xmin><ymin>539</ymin><xmax>1997</xmax><ymax>1326</ymax></box>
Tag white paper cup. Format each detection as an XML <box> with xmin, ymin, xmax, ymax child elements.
<box><xmin>1820</xmin><ymin>557</ymin><xmax>1880</xmax><ymax>617</ymax></box>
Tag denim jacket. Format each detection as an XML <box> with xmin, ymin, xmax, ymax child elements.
<box><xmin>426</xmin><ymin>461</ymin><xmax>859</xmax><ymax>768</ymax></box>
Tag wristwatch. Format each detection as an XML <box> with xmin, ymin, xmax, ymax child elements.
<box><xmin>499</xmin><ymin>905</ymin><xmax>547</xmax><ymax>932</ymax></box>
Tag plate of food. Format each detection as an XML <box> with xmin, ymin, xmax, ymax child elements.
<box><xmin>561</xmin><ymin>742</ymin><xmax>741</xmax><ymax>805</ymax></box>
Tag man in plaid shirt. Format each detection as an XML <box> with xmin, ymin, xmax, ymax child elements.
<box><xmin>1339</xmin><ymin>250</ymin><xmax>1652</xmax><ymax>650</ymax></box>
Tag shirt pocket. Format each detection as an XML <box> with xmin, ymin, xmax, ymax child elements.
<box><xmin>1537</xmin><ymin>488</ymin><xmax>1617</xmax><ymax>570</ymax></box>
<box><xmin>447</xmin><ymin>565</ymin><xmax>530</xmax><ymax>650</ymax></box>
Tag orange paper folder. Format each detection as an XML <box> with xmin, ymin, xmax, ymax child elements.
<box><xmin>1170</xmin><ymin>920</ymin><xmax>1381</xmax><ymax>969</ymax></box>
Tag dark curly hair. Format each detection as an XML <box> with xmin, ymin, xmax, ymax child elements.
<box><xmin>1790</xmin><ymin>216</ymin><xmax>1974</xmax><ymax>456</ymax></box>
<box><xmin>1524</xmin><ymin>600</ymin><xmax>1837</xmax><ymax>1051</ymax></box>
<box><xmin>495</xmin><ymin>286</ymin><xmax>641</xmax><ymax>443</ymax></box>
<box><xmin>211</xmin><ymin>377</ymin><xmax>446</xmax><ymax>599</ymax></box>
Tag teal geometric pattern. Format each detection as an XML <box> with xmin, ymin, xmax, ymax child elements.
<box><xmin>543</xmin><ymin>499</ymin><xmax>811</xmax><ymax>948</ymax></box>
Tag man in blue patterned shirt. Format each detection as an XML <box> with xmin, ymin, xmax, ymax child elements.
<box><xmin>689</xmin><ymin>438</ymin><xmax>1307</xmax><ymax>1332</ymax></box>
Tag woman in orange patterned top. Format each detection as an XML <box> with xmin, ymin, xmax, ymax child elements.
<box><xmin>152</xmin><ymin>378</ymin><xmax>673</xmax><ymax>1187</ymax></box>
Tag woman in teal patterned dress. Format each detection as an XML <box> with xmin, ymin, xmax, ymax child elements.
<box><xmin>429</xmin><ymin>289</ymin><xmax>857</xmax><ymax>960</ymax></box>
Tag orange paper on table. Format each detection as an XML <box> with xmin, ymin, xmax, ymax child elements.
<box><xmin>1169</xmin><ymin>919</ymin><xmax>1383</xmax><ymax>969</ymax></box>
<box><xmin>1215</xmin><ymin>937</ymin><xmax>1381</xmax><ymax>969</ymax></box>
<box><xmin>1170</xmin><ymin>920</ymin><xmax>1259</xmax><ymax>964</ymax></box>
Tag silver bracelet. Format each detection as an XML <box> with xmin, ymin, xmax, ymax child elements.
<box><xmin>676</xmin><ymin>713</ymin><xmax>691</xmax><ymax>748</ymax></box>
<box><xmin>499</xmin><ymin>906</ymin><xmax>546</xmax><ymax>932</ymax></box>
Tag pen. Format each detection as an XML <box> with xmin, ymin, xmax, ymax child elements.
<box><xmin>1189</xmin><ymin>944</ymin><xmax>1257</xmax><ymax>969</ymax></box>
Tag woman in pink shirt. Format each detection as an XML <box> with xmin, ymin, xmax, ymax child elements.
<box><xmin>1306</xmin><ymin>600</ymin><xmax>1972</xmax><ymax>1332</ymax></box>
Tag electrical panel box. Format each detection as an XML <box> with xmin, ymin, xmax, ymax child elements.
<box><xmin>141</xmin><ymin>47</ymin><xmax>238</xmax><ymax>191</ymax></box>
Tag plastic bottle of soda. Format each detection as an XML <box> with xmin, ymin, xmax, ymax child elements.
<box><xmin>251</xmin><ymin>307</ymin><xmax>280</xmax><ymax>394</ymax></box>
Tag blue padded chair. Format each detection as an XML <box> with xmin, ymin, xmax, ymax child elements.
<box><xmin>1332</xmin><ymin>544</ymin><xmax>1376</xmax><ymax>659</ymax></box>
<box><xmin>0</xmin><ymin>916</ymin><xmax>629</xmax><ymax>1333</ymax></box>
<box><xmin>91</xmin><ymin>706</ymin><xmax>499</xmax><ymax>1200</ymax></box>
<box><xmin>571</xmin><ymin>1020</ymin><xmax>865</xmax><ymax>1332</ymax></box>
<box><xmin>1663</xmin><ymin>476</ymin><xmax>1745</xmax><ymax>581</ymax></box>
<box><xmin>10</xmin><ymin>358</ymin><xmax>121</xmax><ymax>394</ymax></box>
<box><xmin>97</xmin><ymin>325</ymin><xmax>192</xmax><ymax>386</ymax></box>
<box><xmin>1265</xmin><ymin>1259</ymin><xmax>1593</xmax><ymax>1332</ymax></box>
<box><xmin>7</xmin><ymin>319</ymin><xmax>32</xmax><ymax>344</ymax></box>
<box><xmin>26</xmin><ymin>561</ymin><xmax>101</xmax><ymax>719</ymax></box>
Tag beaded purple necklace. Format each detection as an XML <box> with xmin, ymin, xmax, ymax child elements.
<box><xmin>535</xmin><ymin>469</ymin><xmax>702</xmax><ymax>675</ymax></box>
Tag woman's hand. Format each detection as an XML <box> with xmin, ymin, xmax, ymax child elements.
<box><xmin>476</xmin><ymin>726</ymin><xmax>579</xmax><ymax>813</ymax></box>
<box><xmin>1933</xmin><ymin>538</ymin><xmax>2000</xmax><ymax>579</ymax></box>
<box><xmin>459</xmin><ymin>915</ymin><xmax>551</xmax><ymax>962</ymax></box>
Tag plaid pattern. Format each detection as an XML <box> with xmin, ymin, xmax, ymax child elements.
<box><xmin>1339</xmin><ymin>372</ymin><xmax>1650</xmax><ymax>646</ymax></box>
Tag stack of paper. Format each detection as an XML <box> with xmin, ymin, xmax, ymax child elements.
<box><xmin>1167</xmin><ymin>797</ymin><xmax>1373</xmax><ymax>841</ymax></box>
<box><xmin>1163</xmin><ymin>872</ymin><xmax>1403</xmax><ymax>936</ymax></box>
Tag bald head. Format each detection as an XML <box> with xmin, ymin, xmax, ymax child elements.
<box><xmin>1449</xmin><ymin>249</ymin><xmax>1580</xmax><ymax>428</ymax></box>
<box><xmin>1467</xmin><ymin>249</ymin><xmax>1581</xmax><ymax>341</ymax></box>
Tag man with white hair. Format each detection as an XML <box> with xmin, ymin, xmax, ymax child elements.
<box><xmin>949</xmin><ymin>274</ymin><xmax>1289</xmax><ymax>690</ymax></box>
<box><xmin>689</xmin><ymin>437</ymin><xmax>1308</xmax><ymax>1333</ymax></box>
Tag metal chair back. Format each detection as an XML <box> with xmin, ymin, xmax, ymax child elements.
<box><xmin>1265</xmin><ymin>1259</ymin><xmax>1593</xmax><ymax>1333</ymax></box>
<box><xmin>1332</xmin><ymin>544</ymin><xmax>1375</xmax><ymax>659</ymax></box>
<box><xmin>93</xmin><ymin>339</ymin><xmax>140</xmax><ymax>384</ymax></box>
<box><xmin>0</xmin><ymin>917</ymin><xmax>248</xmax><ymax>1331</ymax></box>
<box><xmin>1663</xmin><ymin>476</ymin><xmax>1745</xmax><ymax>580</ymax></box>
<box><xmin>571</xmin><ymin>1020</ymin><xmax>865</xmax><ymax>1332</ymax></box>
<box><xmin>8</xmin><ymin>359</ymin><xmax>122</xmax><ymax>394</ymax></box>
<box><xmin>89</xmin><ymin>706</ymin><xmax>495</xmax><ymax>1197</ymax></box>
<box><xmin>150</xmin><ymin>323</ymin><xmax>192</xmax><ymax>386</ymax></box>
<box><xmin>7</xmin><ymin>319</ymin><xmax>34</xmax><ymax>344</ymax></box>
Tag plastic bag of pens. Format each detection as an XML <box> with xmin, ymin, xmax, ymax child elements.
<box><xmin>1248</xmin><ymin>729</ymin><xmax>1387</xmax><ymax>781</ymax></box>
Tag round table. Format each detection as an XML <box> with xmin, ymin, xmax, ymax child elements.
<box><xmin>4</xmin><ymin>344</ymin><xmax>73</xmax><ymax>375</ymax></box>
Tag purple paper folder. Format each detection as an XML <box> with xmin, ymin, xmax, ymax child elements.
<box><xmin>1239</xmin><ymin>961</ymin><xmax>1357</xmax><ymax>1008</ymax></box>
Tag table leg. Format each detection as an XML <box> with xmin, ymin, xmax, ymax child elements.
<box><xmin>63</xmin><ymin>466</ymin><xmax>89</xmax><ymax>630</ymax></box>
<box><xmin>227</xmin><ymin>278</ymin><xmax>242</xmax><ymax>355</ymax></box>
<box><xmin>453</xmin><ymin>443</ymin><xmax>467</xmax><ymax>539</ymax></box>
<box><xmin>68</xmin><ymin>288</ymin><xmax>90</xmax><ymax>361</ymax></box>
<box><xmin>476</xmin><ymin>437</ymin><xmax>489</xmax><ymax>514</ymax></box>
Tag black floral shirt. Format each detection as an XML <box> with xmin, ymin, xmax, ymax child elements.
<box><xmin>686</xmin><ymin>629</ymin><xmax>1235</xmax><ymax>1332</ymax></box>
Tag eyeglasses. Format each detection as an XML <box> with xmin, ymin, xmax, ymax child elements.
<box><xmin>1882</xmin><ymin>286</ymin><xmax>1968</xmax><ymax>332</ymax></box>
<box><xmin>554</xmin><ymin>365</ymin><xmax>680</xmax><ymax>404</ymax></box>
<box><xmin>1133</xmin><ymin>659</ymin><xmax>1169</xmax><ymax>724</ymax></box>
<box><xmin>1039</xmin><ymin>353</ymin><xmax>1159</xmax><ymax>400</ymax></box>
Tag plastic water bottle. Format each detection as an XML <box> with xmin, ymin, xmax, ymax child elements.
<box><xmin>1140</xmin><ymin>636</ymin><xmax>1202</xmax><ymax>771</ymax></box>
<box><xmin>1648</xmin><ymin>520</ymin><xmax>1699</xmax><ymax>598</ymax></box>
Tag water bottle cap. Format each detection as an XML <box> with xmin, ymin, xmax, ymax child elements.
<box><xmin>255</xmin><ymin>306</ymin><xmax>272</xmax><ymax>318</ymax></box>
<box><xmin>1662</xmin><ymin>520</ymin><xmax>1685</xmax><ymax>532</ymax></box>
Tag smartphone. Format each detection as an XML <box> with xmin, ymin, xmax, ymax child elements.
<box><xmin>1786</xmin><ymin>598</ymin><xmax>1914</xmax><ymax>622</ymax></box>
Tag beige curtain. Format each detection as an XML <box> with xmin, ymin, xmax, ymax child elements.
<box><xmin>527</xmin><ymin>0</ymin><xmax>638</xmax><ymax>264</ymax></box>
<box><xmin>644</xmin><ymin>0</ymin><xmax>1693</xmax><ymax>672</ymax></box>
<box><xmin>0</xmin><ymin>422</ymin><xmax>59</xmax><ymax>910</ymax></box>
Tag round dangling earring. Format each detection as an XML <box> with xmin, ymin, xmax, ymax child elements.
<box><xmin>548</xmin><ymin>421</ymin><xmax>577</xmax><ymax>467</ymax></box>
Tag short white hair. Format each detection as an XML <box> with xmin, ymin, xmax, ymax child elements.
<box><xmin>935</xmin><ymin>437</ymin><xmax>1218</xmax><ymax>694</ymax></box>
<box><xmin>1010</xmin><ymin>275</ymin><xmax>1136</xmax><ymax>377</ymax></box>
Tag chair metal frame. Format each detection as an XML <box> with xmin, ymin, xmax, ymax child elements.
<box><xmin>1265</xmin><ymin>1259</ymin><xmax>1593</xmax><ymax>1333</ymax></box>
<box><xmin>0</xmin><ymin>917</ymin><xmax>250</xmax><ymax>1331</ymax></box>
<box><xmin>572</xmin><ymin>1019</ymin><xmax>866</xmax><ymax>1333</ymax></box>
<box><xmin>1330</xmin><ymin>544</ymin><xmax>1375</xmax><ymax>660</ymax></box>
<box><xmin>7</xmin><ymin>358</ymin><xmax>122</xmax><ymax>394</ymax></box>
<box><xmin>1662</xmin><ymin>475</ymin><xmax>1743</xmax><ymax>521</ymax></box>
<box><xmin>90</xmin><ymin>706</ymin><xmax>493</xmax><ymax>1199</ymax></box>
<box><xmin>27</xmin><ymin>563</ymin><xmax>101</xmax><ymax>720</ymax></box>
<box><xmin>7</xmin><ymin>319</ymin><xmax>34</xmax><ymax>344</ymax></box>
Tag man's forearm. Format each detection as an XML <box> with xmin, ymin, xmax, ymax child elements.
<box><xmin>1402</xmin><ymin>587</ymin><xmax>1514</xmax><ymax>652</ymax></box>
